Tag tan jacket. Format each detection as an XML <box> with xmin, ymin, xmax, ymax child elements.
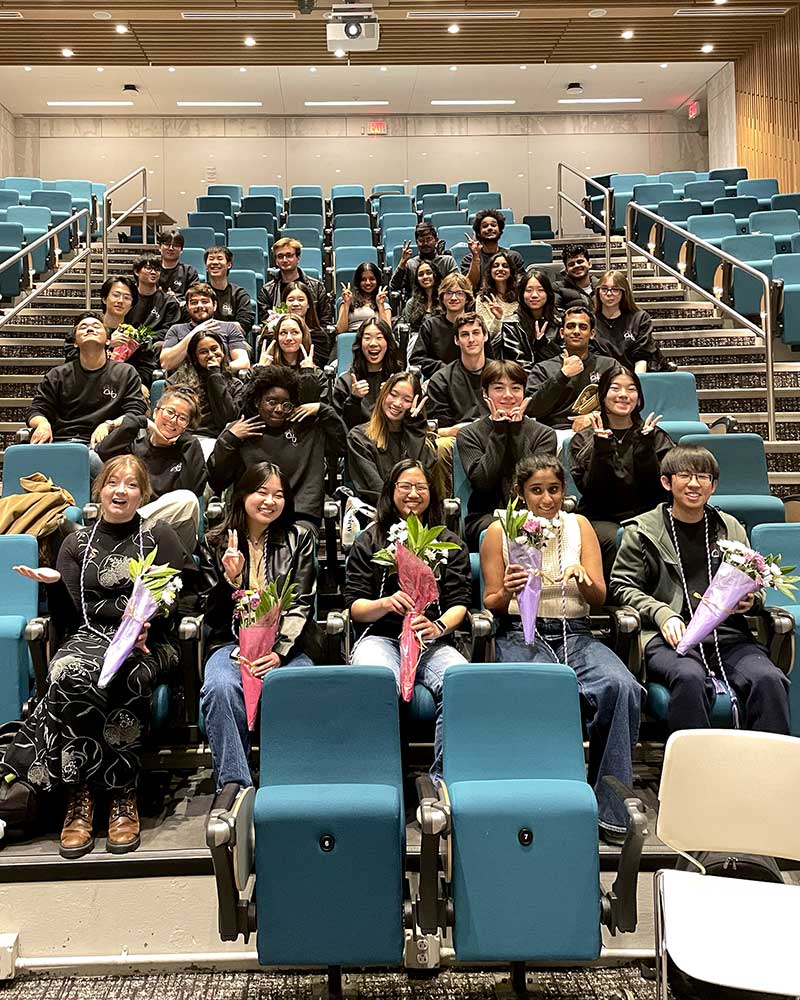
<box><xmin>0</xmin><ymin>473</ymin><xmax>76</xmax><ymax>537</ymax></box>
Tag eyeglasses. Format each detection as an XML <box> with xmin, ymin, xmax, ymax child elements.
<box><xmin>673</xmin><ymin>472</ymin><xmax>714</xmax><ymax>485</ymax></box>
<box><xmin>108</xmin><ymin>291</ymin><xmax>133</xmax><ymax>302</ymax></box>
<box><xmin>157</xmin><ymin>405</ymin><xmax>191</xmax><ymax>426</ymax></box>
<box><xmin>261</xmin><ymin>399</ymin><xmax>294</xmax><ymax>413</ymax></box>
<box><xmin>160</xmin><ymin>241</ymin><xmax>182</xmax><ymax>249</ymax></box>
<box><xmin>599</xmin><ymin>286</ymin><xmax>622</xmax><ymax>295</ymax></box>
<box><xmin>140</xmin><ymin>263</ymin><xmax>161</xmax><ymax>272</ymax></box>
<box><xmin>395</xmin><ymin>483</ymin><xmax>430</xmax><ymax>495</ymax></box>
<box><xmin>444</xmin><ymin>291</ymin><xmax>467</xmax><ymax>299</ymax></box>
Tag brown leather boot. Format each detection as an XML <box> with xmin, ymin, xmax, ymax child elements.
<box><xmin>107</xmin><ymin>788</ymin><xmax>140</xmax><ymax>854</ymax></box>
<box><xmin>60</xmin><ymin>785</ymin><xmax>95</xmax><ymax>859</ymax></box>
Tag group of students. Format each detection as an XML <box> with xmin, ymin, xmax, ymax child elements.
<box><xmin>0</xmin><ymin>210</ymin><xmax>789</xmax><ymax>858</ymax></box>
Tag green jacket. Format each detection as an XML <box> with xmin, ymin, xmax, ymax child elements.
<box><xmin>610</xmin><ymin>503</ymin><xmax>757</xmax><ymax>647</ymax></box>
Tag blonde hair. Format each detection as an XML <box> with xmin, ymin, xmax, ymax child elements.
<box><xmin>92</xmin><ymin>455</ymin><xmax>153</xmax><ymax>505</ymax></box>
<box><xmin>438</xmin><ymin>271</ymin><xmax>474</xmax><ymax>312</ymax></box>
<box><xmin>273</xmin><ymin>236</ymin><xmax>302</xmax><ymax>259</ymax></box>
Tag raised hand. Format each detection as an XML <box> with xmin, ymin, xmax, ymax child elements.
<box><xmin>533</xmin><ymin>320</ymin><xmax>548</xmax><ymax>341</ymax></box>
<box><xmin>222</xmin><ymin>528</ymin><xmax>245</xmax><ymax>580</ymax></box>
<box><xmin>508</xmin><ymin>396</ymin><xmax>531</xmax><ymax>423</ymax></box>
<box><xmin>410</xmin><ymin>393</ymin><xmax>428</xmax><ymax>418</ymax></box>
<box><xmin>350</xmin><ymin>372</ymin><xmax>370</xmax><ymax>398</ymax></box>
<box><xmin>147</xmin><ymin>418</ymin><xmax>179</xmax><ymax>447</ymax></box>
<box><xmin>341</xmin><ymin>283</ymin><xmax>353</xmax><ymax>307</ymax></box>
<box><xmin>13</xmin><ymin>565</ymin><xmax>61</xmax><ymax>585</ymax></box>
<box><xmin>465</xmin><ymin>232</ymin><xmax>483</xmax><ymax>257</ymax></box>
<box><xmin>399</xmin><ymin>240</ymin><xmax>413</xmax><ymax>266</ymax></box>
<box><xmin>560</xmin><ymin>350</ymin><xmax>584</xmax><ymax>378</ymax></box>
<box><xmin>259</xmin><ymin>339</ymin><xmax>277</xmax><ymax>367</ymax></box>
<box><xmin>486</xmin><ymin>293</ymin><xmax>505</xmax><ymax>320</ymax></box>
<box><xmin>376</xmin><ymin>288</ymin><xmax>388</xmax><ymax>310</ymax></box>
<box><xmin>288</xmin><ymin>402</ymin><xmax>321</xmax><ymax>423</ymax></box>
<box><xmin>228</xmin><ymin>415</ymin><xmax>266</xmax><ymax>440</ymax></box>
<box><xmin>486</xmin><ymin>395</ymin><xmax>509</xmax><ymax>422</ymax></box>
<box><xmin>299</xmin><ymin>343</ymin><xmax>315</xmax><ymax>369</ymax></box>
<box><xmin>589</xmin><ymin>410</ymin><xmax>613</xmax><ymax>439</ymax></box>
<box><xmin>641</xmin><ymin>411</ymin><xmax>663</xmax><ymax>436</ymax></box>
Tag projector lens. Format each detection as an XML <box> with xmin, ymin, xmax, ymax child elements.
<box><xmin>344</xmin><ymin>20</ymin><xmax>362</xmax><ymax>37</ymax></box>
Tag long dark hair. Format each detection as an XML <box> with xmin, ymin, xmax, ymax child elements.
<box><xmin>187</xmin><ymin>329</ymin><xmax>233</xmax><ymax>377</ymax></box>
<box><xmin>280</xmin><ymin>280</ymin><xmax>322</xmax><ymax>330</ymax></box>
<box><xmin>208</xmin><ymin>462</ymin><xmax>295</xmax><ymax>551</ymax></box>
<box><xmin>352</xmin><ymin>261</ymin><xmax>382</xmax><ymax>309</ymax></box>
<box><xmin>597</xmin><ymin>363</ymin><xmax>645</xmax><ymax>428</ymax></box>
<box><xmin>517</xmin><ymin>270</ymin><xmax>558</xmax><ymax>332</ymax></box>
<box><xmin>350</xmin><ymin>317</ymin><xmax>402</xmax><ymax>381</ymax></box>
<box><xmin>406</xmin><ymin>260</ymin><xmax>442</xmax><ymax>328</ymax></box>
<box><xmin>480</xmin><ymin>251</ymin><xmax>519</xmax><ymax>303</ymax></box>
<box><xmin>375</xmin><ymin>459</ymin><xmax>443</xmax><ymax>539</ymax></box>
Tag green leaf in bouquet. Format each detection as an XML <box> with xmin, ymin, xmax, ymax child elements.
<box><xmin>371</xmin><ymin>548</ymin><xmax>397</xmax><ymax>568</ymax></box>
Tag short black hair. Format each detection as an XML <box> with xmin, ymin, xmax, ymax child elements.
<box><xmin>159</xmin><ymin>228</ymin><xmax>184</xmax><ymax>249</ymax></box>
<box><xmin>563</xmin><ymin>303</ymin><xmax>596</xmax><ymax>329</ymax></box>
<box><xmin>242</xmin><ymin>365</ymin><xmax>300</xmax><ymax>416</ymax></box>
<box><xmin>100</xmin><ymin>274</ymin><xmax>138</xmax><ymax>309</ymax></box>
<box><xmin>133</xmin><ymin>253</ymin><xmax>162</xmax><ymax>274</ymax></box>
<box><xmin>204</xmin><ymin>245</ymin><xmax>233</xmax><ymax>266</ymax></box>
<box><xmin>473</xmin><ymin>208</ymin><xmax>506</xmax><ymax>237</ymax></box>
<box><xmin>415</xmin><ymin>221</ymin><xmax>437</xmax><ymax>240</ymax></box>
<box><xmin>561</xmin><ymin>243</ymin><xmax>590</xmax><ymax>265</ymax></box>
<box><xmin>72</xmin><ymin>310</ymin><xmax>104</xmax><ymax>331</ymax></box>
<box><xmin>660</xmin><ymin>444</ymin><xmax>720</xmax><ymax>481</ymax></box>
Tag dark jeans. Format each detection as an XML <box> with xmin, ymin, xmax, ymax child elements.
<box><xmin>645</xmin><ymin>634</ymin><xmax>790</xmax><ymax>736</ymax></box>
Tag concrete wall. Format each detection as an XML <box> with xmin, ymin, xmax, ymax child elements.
<box><xmin>706</xmin><ymin>63</ymin><xmax>738</xmax><ymax>170</ymax></box>
<box><xmin>10</xmin><ymin>111</ymin><xmax>707</xmax><ymax>228</ymax></box>
<box><xmin>0</xmin><ymin>102</ymin><xmax>14</xmax><ymax>177</ymax></box>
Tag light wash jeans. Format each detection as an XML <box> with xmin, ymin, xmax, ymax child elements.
<box><xmin>351</xmin><ymin>635</ymin><xmax>467</xmax><ymax>781</ymax></box>
<box><xmin>496</xmin><ymin>617</ymin><xmax>643</xmax><ymax>833</ymax></box>
<box><xmin>201</xmin><ymin>643</ymin><xmax>313</xmax><ymax>790</ymax></box>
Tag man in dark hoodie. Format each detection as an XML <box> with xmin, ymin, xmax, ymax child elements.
<box><xmin>158</xmin><ymin>229</ymin><xmax>198</xmax><ymax>299</ymax></box>
<box><xmin>389</xmin><ymin>221</ymin><xmax>458</xmax><ymax>302</ymax></box>
<box><xmin>127</xmin><ymin>254</ymin><xmax>181</xmax><ymax>336</ymax></box>
<box><xmin>203</xmin><ymin>246</ymin><xmax>256</xmax><ymax>336</ymax></box>
<box><xmin>554</xmin><ymin>243</ymin><xmax>600</xmax><ymax>311</ymax></box>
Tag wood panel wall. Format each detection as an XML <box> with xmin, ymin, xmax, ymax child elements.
<box><xmin>736</xmin><ymin>5</ymin><xmax>800</xmax><ymax>193</ymax></box>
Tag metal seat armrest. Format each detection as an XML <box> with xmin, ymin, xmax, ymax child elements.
<box><xmin>206</xmin><ymin>783</ymin><xmax>256</xmax><ymax>942</ymax></box>
<box><xmin>756</xmin><ymin>605</ymin><xmax>795</xmax><ymax>675</ymax></box>
<box><xmin>325</xmin><ymin>607</ymin><xmax>350</xmax><ymax>663</ymax></box>
<box><xmin>179</xmin><ymin>613</ymin><xmax>205</xmax><ymax>722</ymax></box>
<box><xmin>15</xmin><ymin>427</ymin><xmax>31</xmax><ymax>444</ymax></box>
<box><xmin>443</xmin><ymin>496</ymin><xmax>461</xmax><ymax>535</ymax></box>
<box><xmin>205</xmin><ymin>496</ymin><xmax>225</xmax><ymax>528</ymax></box>
<box><xmin>707</xmin><ymin>415</ymin><xmax>739</xmax><ymax>433</ymax></box>
<box><xmin>600</xmin><ymin>776</ymin><xmax>648</xmax><ymax>935</ymax></box>
<box><xmin>24</xmin><ymin>615</ymin><xmax>52</xmax><ymax>698</ymax></box>
<box><xmin>562</xmin><ymin>495</ymin><xmax>578</xmax><ymax>513</ymax></box>
<box><xmin>606</xmin><ymin>604</ymin><xmax>643</xmax><ymax>679</ymax></box>
<box><xmin>83</xmin><ymin>502</ymin><xmax>99</xmax><ymax>524</ymax></box>
<box><xmin>323</xmin><ymin>499</ymin><xmax>341</xmax><ymax>577</ymax></box>
<box><xmin>467</xmin><ymin>609</ymin><xmax>494</xmax><ymax>663</ymax></box>
<box><xmin>413</xmin><ymin>775</ymin><xmax>452</xmax><ymax>936</ymax></box>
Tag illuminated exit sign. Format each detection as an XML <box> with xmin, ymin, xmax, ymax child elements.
<box><xmin>688</xmin><ymin>100</ymin><xmax>700</xmax><ymax>120</ymax></box>
<box><xmin>367</xmin><ymin>120</ymin><xmax>387</xmax><ymax>135</ymax></box>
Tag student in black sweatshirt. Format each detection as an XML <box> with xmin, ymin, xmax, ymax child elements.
<box><xmin>127</xmin><ymin>254</ymin><xmax>181</xmax><ymax>338</ymax></box>
<box><xmin>553</xmin><ymin>243</ymin><xmax>600</xmax><ymax>311</ymax></box>
<box><xmin>94</xmin><ymin>386</ymin><xmax>207</xmax><ymax>551</ymax></box>
<box><xmin>332</xmin><ymin>318</ymin><xmax>403</xmax><ymax>429</ymax></box>
<box><xmin>204</xmin><ymin>246</ymin><xmax>256</xmax><ymax>336</ymax></box>
<box><xmin>347</xmin><ymin>371</ymin><xmax>437</xmax><ymax>507</ymax></box>
<box><xmin>208</xmin><ymin>366</ymin><xmax>347</xmax><ymax>532</ymax></box>
<box><xmin>158</xmin><ymin>230</ymin><xmax>199</xmax><ymax>298</ymax></box>
<box><xmin>456</xmin><ymin>359</ymin><xmax>557</xmax><ymax>550</ymax></box>
<box><xmin>592</xmin><ymin>270</ymin><xmax>665</xmax><ymax>373</ymax></box>
<box><xmin>27</xmin><ymin>313</ymin><xmax>148</xmax><ymax>474</ymax></box>
<box><xmin>409</xmin><ymin>272</ymin><xmax>475</xmax><ymax>379</ymax></box>
<box><xmin>389</xmin><ymin>222</ymin><xmax>458</xmax><ymax>302</ymax></box>
<box><xmin>496</xmin><ymin>269</ymin><xmax>563</xmax><ymax>376</ymax></box>
<box><xmin>526</xmin><ymin>306</ymin><xmax>617</xmax><ymax>433</ymax></box>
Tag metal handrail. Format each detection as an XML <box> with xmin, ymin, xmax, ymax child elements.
<box><xmin>624</xmin><ymin>201</ymin><xmax>776</xmax><ymax>439</ymax></box>
<box><xmin>556</xmin><ymin>163</ymin><xmax>612</xmax><ymax>270</ymax></box>
<box><xmin>102</xmin><ymin>165</ymin><xmax>148</xmax><ymax>279</ymax></box>
<box><xmin>0</xmin><ymin>207</ymin><xmax>92</xmax><ymax>327</ymax></box>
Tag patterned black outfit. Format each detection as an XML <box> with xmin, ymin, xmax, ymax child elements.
<box><xmin>1</xmin><ymin>515</ymin><xmax>196</xmax><ymax>793</ymax></box>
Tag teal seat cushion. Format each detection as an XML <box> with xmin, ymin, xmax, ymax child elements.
<box><xmin>449</xmin><ymin>778</ymin><xmax>601</xmax><ymax>962</ymax></box>
<box><xmin>0</xmin><ymin>616</ymin><xmax>28</xmax><ymax>726</ymax></box>
<box><xmin>710</xmin><ymin>494</ymin><xmax>785</xmax><ymax>532</ymax></box>
<box><xmin>646</xmin><ymin>682</ymin><xmax>735</xmax><ymax>728</ymax></box>
<box><xmin>150</xmin><ymin>682</ymin><xmax>170</xmax><ymax>730</ymax></box>
<box><xmin>254</xmin><ymin>782</ymin><xmax>404</xmax><ymax>966</ymax></box>
<box><xmin>661</xmin><ymin>420</ymin><xmax>708</xmax><ymax>439</ymax></box>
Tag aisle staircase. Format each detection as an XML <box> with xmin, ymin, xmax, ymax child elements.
<box><xmin>1</xmin><ymin>236</ymin><xmax>799</xmax><ymax>497</ymax></box>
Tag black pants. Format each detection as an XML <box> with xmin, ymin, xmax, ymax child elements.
<box><xmin>645</xmin><ymin>634</ymin><xmax>790</xmax><ymax>736</ymax></box>
<box><xmin>590</xmin><ymin>519</ymin><xmax>621</xmax><ymax>585</ymax></box>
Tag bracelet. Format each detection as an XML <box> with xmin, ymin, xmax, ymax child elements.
<box><xmin>433</xmin><ymin>617</ymin><xmax>448</xmax><ymax>636</ymax></box>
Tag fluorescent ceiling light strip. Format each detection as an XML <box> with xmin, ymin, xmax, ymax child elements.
<box><xmin>304</xmin><ymin>100</ymin><xmax>389</xmax><ymax>107</ymax></box>
<box><xmin>673</xmin><ymin>6</ymin><xmax>787</xmax><ymax>12</ymax></box>
<box><xmin>181</xmin><ymin>10</ymin><xmax>296</xmax><ymax>18</ymax></box>
<box><xmin>558</xmin><ymin>97</ymin><xmax>643</xmax><ymax>104</ymax></box>
<box><xmin>177</xmin><ymin>101</ymin><xmax>263</xmax><ymax>107</ymax></box>
<box><xmin>0</xmin><ymin>11</ymin><xmax>23</xmax><ymax>18</ymax></box>
<box><xmin>407</xmin><ymin>9</ymin><xmax>519</xmax><ymax>17</ymax></box>
<box><xmin>47</xmin><ymin>100</ymin><xmax>135</xmax><ymax>107</ymax></box>
<box><xmin>430</xmin><ymin>99</ymin><xmax>516</xmax><ymax>106</ymax></box>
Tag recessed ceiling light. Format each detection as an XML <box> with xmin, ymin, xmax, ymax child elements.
<box><xmin>713</xmin><ymin>0</ymin><xmax>728</xmax><ymax>5</ymax></box>
<box><xmin>183</xmin><ymin>10</ymin><xmax>295</xmax><ymax>18</ymax></box>
<box><xmin>519</xmin><ymin>64</ymin><xmax>527</xmax><ymax>69</ymax></box>
<box><xmin>115</xmin><ymin>23</ymin><xmax>128</xmax><ymax>33</ymax></box>
<box><xmin>558</xmin><ymin>97</ymin><xmax>643</xmax><ymax>104</ymax></box>
<box><xmin>92</xmin><ymin>10</ymin><xmax>112</xmax><ymax>19</ymax></box>
<box><xmin>379</xmin><ymin>65</ymin><xmax>387</xmax><ymax>71</ymax></box>
<box><xmin>701</xmin><ymin>42</ymin><xmax>715</xmax><ymax>51</ymax></box>
<box><xmin>239</xmin><ymin>66</ymin><xmax>247</xmax><ymax>72</ymax></box>
<box><xmin>168</xmin><ymin>66</ymin><xmax>176</xmax><ymax>72</ymax></box>
<box><xmin>621</xmin><ymin>29</ymin><xmax>634</xmax><ymax>38</ymax></box>
<box><xmin>588</xmin><ymin>8</ymin><xmax>607</xmax><ymax>15</ymax></box>
<box><xmin>23</xmin><ymin>65</ymin><xmax>32</xmax><ymax>71</ymax></box>
<box><xmin>449</xmin><ymin>64</ymin><xmax>458</xmax><ymax>71</ymax></box>
<box><xmin>48</xmin><ymin>100</ymin><xmax>135</xmax><ymax>106</ymax></box>
<box><xmin>660</xmin><ymin>62</ymin><xmax>669</xmax><ymax>68</ymax></box>
<box><xmin>176</xmin><ymin>100</ymin><xmax>263</xmax><ymax>107</ymax></box>
<box><xmin>309</xmin><ymin>66</ymin><xmax>317</xmax><ymax>72</ymax></box>
<box><xmin>96</xmin><ymin>66</ymin><xmax>105</xmax><ymax>72</ymax></box>
<box><xmin>447</xmin><ymin>22</ymin><xmax>460</xmax><ymax>32</ymax></box>
<box><xmin>304</xmin><ymin>100</ymin><xmax>389</xmax><ymax>106</ymax></box>
<box><xmin>334</xmin><ymin>48</ymin><xmax>346</xmax><ymax>57</ymax></box>
<box><xmin>431</xmin><ymin>99</ymin><xmax>516</xmax><ymax>105</ymax></box>
<box><xmin>62</xmin><ymin>48</ymin><xmax>74</xmax><ymax>57</ymax></box>
<box><xmin>589</xmin><ymin>63</ymin><xmax>598</xmax><ymax>69</ymax></box>
<box><xmin>243</xmin><ymin>35</ymin><xmax>257</xmax><ymax>47</ymax></box>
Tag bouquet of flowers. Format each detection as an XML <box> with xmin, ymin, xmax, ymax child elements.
<box><xmin>676</xmin><ymin>541</ymin><xmax>799</xmax><ymax>655</ymax></box>
<box><xmin>233</xmin><ymin>577</ymin><xmax>298</xmax><ymax>729</ymax></box>
<box><xmin>109</xmin><ymin>323</ymin><xmax>155</xmax><ymax>363</ymax></box>
<box><xmin>498</xmin><ymin>497</ymin><xmax>556</xmax><ymax>644</ymax></box>
<box><xmin>98</xmin><ymin>548</ymin><xmax>182</xmax><ymax>688</ymax></box>
<box><xmin>373</xmin><ymin>515</ymin><xmax>460</xmax><ymax>701</ymax></box>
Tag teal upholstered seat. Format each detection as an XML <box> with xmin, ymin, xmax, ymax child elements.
<box><xmin>638</xmin><ymin>372</ymin><xmax>708</xmax><ymax>439</ymax></box>
<box><xmin>0</xmin><ymin>535</ymin><xmax>38</xmax><ymax>725</ymax></box>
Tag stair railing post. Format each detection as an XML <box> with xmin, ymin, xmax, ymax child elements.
<box><xmin>557</xmin><ymin>163</ymin><xmax>563</xmax><ymax>238</ymax></box>
<box><xmin>763</xmin><ymin>279</ymin><xmax>777</xmax><ymax>440</ymax></box>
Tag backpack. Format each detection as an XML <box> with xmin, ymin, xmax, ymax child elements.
<box><xmin>0</xmin><ymin>770</ymin><xmax>41</xmax><ymax>840</ymax></box>
<box><xmin>668</xmin><ymin>852</ymin><xmax>786</xmax><ymax>1000</ymax></box>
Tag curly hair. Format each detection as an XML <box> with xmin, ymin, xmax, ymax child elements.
<box><xmin>242</xmin><ymin>365</ymin><xmax>300</xmax><ymax>417</ymax></box>
<box><xmin>480</xmin><ymin>251</ymin><xmax>520</xmax><ymax>303</ymax></box>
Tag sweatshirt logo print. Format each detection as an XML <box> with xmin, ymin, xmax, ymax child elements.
<box><xmin>590</xmin><ymin>372</ymin><xmax>601</xmax><ymax>383</ymax></box>
<box><xmin>103</xmin><ymin>385</ymin><xmax>118</xmax><ymax>399</ymax></box>
<box><xmin>221</xmin><ymin>303</ymin><xmax>233</xmax><ymax>317</ymax></box>
<box><xmin>170</xmin><ymin>463</ymin><xmax>182</xmax><ymax>473</ymax></box>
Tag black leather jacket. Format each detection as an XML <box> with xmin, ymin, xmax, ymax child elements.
<box><xmin>495</xmin><ymin>314</ymin><xmax>562</xmax><ymax>376</ymax></box>
<box><xmin>200</xmin><ymin>522</ymin><xmax>321</xmax><ymax>661</ymax></box>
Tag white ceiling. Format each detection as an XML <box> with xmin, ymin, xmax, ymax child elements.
<box><xmin>0</xmin><ymin>60</ymin><xmax>725</xmax><ymax>115</ymax></box>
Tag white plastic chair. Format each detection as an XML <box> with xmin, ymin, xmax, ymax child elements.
<box><xmin>655</xmin><ymin>729</ymin><xmax>800</xmax><ymax>999</ymax></box>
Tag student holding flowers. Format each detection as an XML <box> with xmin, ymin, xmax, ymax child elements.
<box><xmin>200</xmin><ymin>462</ymin><xmax>320</xmax><ymax>792</ymax></box>
<box><xmin>481</xmin><ymin>453</ymin><xmax>642</xmax><ymax>844</ymax></box>
<box><xmin>611</xmin><ymin>443</ymin><xmax>791</xmax><ymax>737</ymax></box>
<box><xmin>0</xmin><ymin>455</ymin><xmax>196</xmax><ymax>858</ymax></box>
<box><xmin>344</xmin><ymin>459</ymin><xmax>471</xmax><ymax>782</ymax></box>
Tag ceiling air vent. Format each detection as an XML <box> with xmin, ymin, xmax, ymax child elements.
<box><xmin>673</xmin><ymin>6</ymin><xmax>788</xmax><ymax>13</ymax></box>
<box><xmin>181</xmin><ymin>10</ymin><xmax>297</xmax><ymax>19</ymax></box>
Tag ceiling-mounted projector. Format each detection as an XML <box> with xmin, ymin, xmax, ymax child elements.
<box><xmin>327</xmin><ymin>2</ymin><xmax>380</xmax><ymax>51</ymax></box>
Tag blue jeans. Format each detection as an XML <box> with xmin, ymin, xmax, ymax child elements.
<box><xmin>200</xmin><ymin>643</ymin><xmax>314</xmax><ymax>790</ymax></box>
<box><xmin>351</xmin><ymin>635</ymin><xmax>466</xmax><ymax>781</ymax></box>
<box><xmin>496</xmin><ymin>618</ymin><xmax>643</xmax><ymax>833</ymax></box>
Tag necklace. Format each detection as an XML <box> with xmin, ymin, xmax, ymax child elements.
<box><xmin>79</xmin><ymin>518</ymin><xmax>145</xmax><ymax>641</ymax></box>
<box><xmin>666</xmin><ymin>508</ymin><xmax>740</xmax><ymax>727</ymax></box>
